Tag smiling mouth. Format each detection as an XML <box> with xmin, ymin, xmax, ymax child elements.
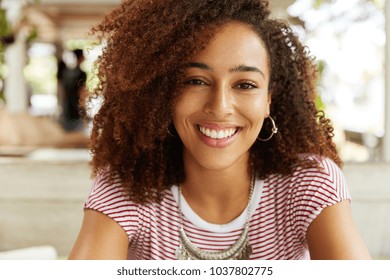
<box><xmin>197</xmin><ymin>125</ymin><xmax>239</xmax><ymax>140</ymax></box>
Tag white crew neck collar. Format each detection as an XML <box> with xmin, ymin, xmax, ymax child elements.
<box><xmin>171</xmin><ymin>180</ymin><xmax>264</xmax><ymax>233</ymax></box>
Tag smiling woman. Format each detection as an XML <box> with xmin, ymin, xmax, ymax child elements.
<box><xmin>68</xmin><ymin>0</ymin><xmax>371</xmax><ymax>260</ymax></box>
<box><xmin>173</xmin><ymin>22</ymin><xmax>270</xmax><ymax>172</ymax></box>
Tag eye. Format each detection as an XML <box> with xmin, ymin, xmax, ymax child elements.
<box><xmin>235</xmin><ymin>81</ymin><xmax>258</xmax><ymax>90</ymax></box>
<box><xmin>183</xmin><ymin>78</ymin><xmax>208</xmax><ymax>86</ymax></box>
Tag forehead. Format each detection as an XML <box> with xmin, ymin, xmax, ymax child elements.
<box><xmin>190</xmin><ymin>22</ymin><xmax>269</xmax><ymax>75</ymax></box>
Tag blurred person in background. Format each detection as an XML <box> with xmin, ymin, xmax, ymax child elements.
<box><xmin>58</xmin><ymin>49</ymin><xmax>86</xmax><ymax>132</ymax></box>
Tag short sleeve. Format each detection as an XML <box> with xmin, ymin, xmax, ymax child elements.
<box><xmin>84</xmin><ymin>172</ymin><xmax>139</xmax><ymax>240</ymax></box>
<box><xmin>289</xmin><ymin>157</ymin><xmax>351</xmax><ymax>242</ymax></box>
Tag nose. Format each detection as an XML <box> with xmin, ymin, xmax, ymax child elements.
<box><xmin>204</xmin><ymin>85</ymin><xmax>234</xmax><ymax>117</ymax></box>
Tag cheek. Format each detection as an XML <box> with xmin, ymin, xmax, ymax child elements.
<box><xmin>173</xmin><ymin>97</ymin><xmax>186</xmax><ymax>117</ymax></box>
<box><xmin>173</xmin><ymin>93</ymin><xmax>202</xmax><ymax>122</ymax></box>
<box><xmin>172</xmin><ymin>93</ymin><xmax>185</xmax><ymax>119</ymax></box>
<box><xmin>241</xmin><ymin>96</ymin><xmax>269</xmax><ymax>120</ymax></box>
<box><xmin>172</xmin><ymin>97</ymin><xmax>192</xmax><ymax>130</ymax></box>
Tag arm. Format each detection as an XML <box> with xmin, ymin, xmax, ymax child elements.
<box><xmin>68</xmin><ymin>209</ymin><xmax>129</xmax><ymax>260</ymax></box>
<box><xmin>306</xmin><ymin>200</ymin><xmax>371</xmax><ymax>260</ymax></box>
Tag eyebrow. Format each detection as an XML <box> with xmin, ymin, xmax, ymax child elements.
<box><xmin>186</xmin><ymin>62</ymin><xmax>266</xmax><ymax>79</ymax></box>
<box><xmin>187</xmin><ymin>62</ymin><xmax>212</xmax><ymax>70</ymax></box>
<box><xmin>229</xmin><ymin>64</ymin><xmax>266</xmax><ymax>79</ymax></box>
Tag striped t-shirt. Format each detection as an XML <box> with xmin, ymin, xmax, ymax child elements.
<box><xmin>85</xmin><ymin>156</ymin><xmax>350</xmax><ymax>260</ymax></box>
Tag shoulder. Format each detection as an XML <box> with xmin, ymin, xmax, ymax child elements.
<box><xmin>292</xmin><ymin>155</ymin><xmax>349</xmax><ymax>198</ymax></box>
<box><xmin>85</xmin><ymin>171</ymin><xmax>174</xmax><ymax>239</ymax></box>
<box><xmin>279</xmin><ymin>155</ymin><xmax>351</xmax><ymax>240</ymax></box>
<box><xmin>267</xmin><ymin>155</ymin><xmax>349</xmax><ymax>199</ymax></box>
<box><xmin>85</xmin><ymin>172</ymin><xmax>140</xmax><ymax>239</ymax></box>
<box><xmin>85</xmin><ymin>171</ymin><xmax>129</xmax><ymax>211</ymax></box>
<box><xmin>261</xmin><ymin>155</ymin><xmax>350</xmax><ymax>213</ymax></box>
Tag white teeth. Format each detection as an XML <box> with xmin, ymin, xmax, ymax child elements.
<box><xmin>198</xmin><ymin>126</ymin><xmax>237</xmax><ymax>139</ymax></box>
<box><xmin>217</xmin><ymin>130</ymin><xmax>224</xmax><ymax>139</ymax></box>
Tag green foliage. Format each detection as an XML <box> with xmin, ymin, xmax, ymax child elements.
<box><xmin>0</xmin><ymin>1</ymin><xmax>40</xmax><ymax>104</ymax></box>
<box><xmin>0</xmin><ymin>7</ymin><xmax>12</xmax><ymax>103</ymax></box>
<box><xmin>315</xmin><ymin>60</ymin><xmax>326</xmax><ymax>112</ymax></box>
<box><xmin>0</xmin><ymin>8</ymin><xmax>11</xmax><ymax>36</ymax></box>
<box><xmin>312</xmin><ymin>0</ymin><xmax>325</xmax><ymax>9</ymax></box>
<box><xmin>26</xmin><ymin>27</ymin><xmax>38</xmax><ymax>43</ymax></box>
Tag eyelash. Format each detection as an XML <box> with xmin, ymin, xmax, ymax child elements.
<box><xmin>235</xmin><ymin>81</ymin><xmax>258</xmax><ymax>90</ymax></box>
<box><xmin>183</xmin><ymin>78</ymin><xmax>208</xmax><ymax>86</ymax></box>
<box><xmin>183</xmin><ymin>78</ymin><xmax>259</xmax><ymax>90</ymax></box>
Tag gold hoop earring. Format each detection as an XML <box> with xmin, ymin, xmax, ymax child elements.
<box><xmin>258</xmin><ymin>116</ymin><xmax>278</xmax><ymax>142</ymax></box>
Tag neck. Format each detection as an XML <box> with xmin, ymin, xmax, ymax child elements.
<box><xmin>181</xmin><ymin>153</ymin><xmax>252</xmax><ymax>224</ymax></box>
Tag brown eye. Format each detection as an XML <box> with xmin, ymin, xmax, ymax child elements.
<box><xmin>235</xmin><ymin>82</ymin><xmax>258</xmax><ymax>90</ymax></box>
<box><xmin>184</xmin><ymin>78</ymin><xmax>207</xmax><ymax>86</ymax></box>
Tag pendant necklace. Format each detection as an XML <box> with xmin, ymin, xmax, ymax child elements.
<box><xmin>175</xmin><ymin>177</ymin><xmax>255</xmax><ymax>260</ymax></box>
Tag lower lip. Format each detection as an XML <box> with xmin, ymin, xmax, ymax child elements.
<box><xmin>197</xmin><ymin>128</ymin><xmax>241</xmax><ymax>148</ymax></box>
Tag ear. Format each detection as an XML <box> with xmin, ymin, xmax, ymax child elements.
<box><xmin>265</xmin><ymin>92</ymin><xmax>272</xmax><ymax>117</ymax></box>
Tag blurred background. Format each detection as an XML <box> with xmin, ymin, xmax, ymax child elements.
<box><xmin>0</xmin><ymin>0</ymin><xmax>389</xmax><ymax>259</ymax></box>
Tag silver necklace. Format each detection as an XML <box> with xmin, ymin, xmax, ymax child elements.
<box><xmin>175</xmin><ymin>177</ymin><xmax>255</xmax><ymax>260</ymax></box>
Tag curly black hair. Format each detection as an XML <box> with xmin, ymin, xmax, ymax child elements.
<box><xmin>87</xmin><ymin>0</ymin><xmax>341</xmax><ymax>203</ymax></box>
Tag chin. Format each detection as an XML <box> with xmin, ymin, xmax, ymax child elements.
<box><xmin>191</xmin><ymin>152</ymin><xmax>248</xmax><ymax>172</ymax></box>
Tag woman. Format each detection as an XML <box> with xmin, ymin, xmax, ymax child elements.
<box><xmin>69</xmin><ymin>0</ymin><xmax>370</xmax><ymax>260</ymax></box>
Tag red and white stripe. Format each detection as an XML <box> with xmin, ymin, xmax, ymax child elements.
<box><xmin>85</xmin><ymin>156</ymin><xmax>350</xmax><ymax>260</ymax></box>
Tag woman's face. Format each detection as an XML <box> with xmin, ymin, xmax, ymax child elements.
<box><xmin>173</xmin><ymin>22</ymin><xmax>271</xmax><ymax>172</ymax></box>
